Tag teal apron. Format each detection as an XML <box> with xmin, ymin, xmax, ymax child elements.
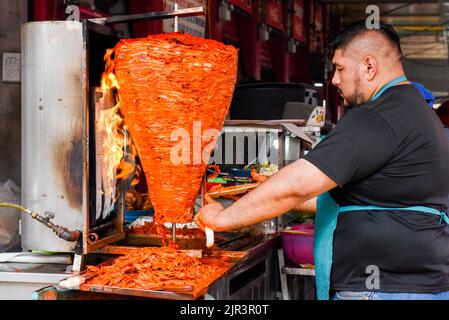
<box><xmin>314</xmin><ymin>76</ymin><xmax>449</xmax><ymax>300</ymax></box>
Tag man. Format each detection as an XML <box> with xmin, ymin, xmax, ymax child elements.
<box><xmin>195</xmin><ymin>22</ymin><xmax>449</xmax><ymax>300</ymax></box>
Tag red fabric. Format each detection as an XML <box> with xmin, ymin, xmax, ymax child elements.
<box><xmin>437</xmin><ymin>101</ymin><xmax>449</xmax><ymax>127</ymax></box>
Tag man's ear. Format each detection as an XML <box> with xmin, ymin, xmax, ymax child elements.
<box><xmin>364</xmin><ymin>55</ymin><xmax>377</xmax><ymax>80</ymax></box>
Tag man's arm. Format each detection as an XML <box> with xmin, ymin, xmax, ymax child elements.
<box><xmin>293</xmin><ymin>197</ymin><xmax>317</xmax><ymax>214</ymax></box>
<box><xmin>195</xmin><ymin>159</ymin><xmax>336</xmax><ymax>232</ymax></box>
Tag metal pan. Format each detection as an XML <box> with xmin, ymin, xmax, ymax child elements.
<box><xmin>60</xmin><ymin>250</ymin><xmax>247</xmax><ymax>300</ymax></box>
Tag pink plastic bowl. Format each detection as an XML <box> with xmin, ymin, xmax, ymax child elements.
<box><xmin>281</xmin><ymin>224</ymin><xmax>314</xmax><ymax>266</ymax></box>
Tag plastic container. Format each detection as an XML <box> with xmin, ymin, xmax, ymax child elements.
<box><xmin>281</xmin><ymin>224</ymin><xmax>314</xmax><ymax>266</ymax></box>
<box><xmin>258</xmin><ymin>218</ymin><xmax>278</xmax><ymax>235</ymax></box>
<box><xmin>229</xmin><ymin>168</ymin><xmax>252</xmax><ymax>178</ymax></box>
<box><xmin>124</xmin><ymin>209</ymin><xmax>154</xmax><ymax>225</ymax></box>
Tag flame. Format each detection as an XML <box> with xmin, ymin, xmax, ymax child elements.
<box><xmin>99</xmin><ymin>48</ymin><xmax>140</xmax><ymax>207</ymax></box>
<box><xmin>101</xmin><ymin>49</ymin><xmax>120</xmax><ymax>94</ymax></box>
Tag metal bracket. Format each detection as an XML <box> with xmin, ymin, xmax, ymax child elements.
<box><xmin>72</xmin><ymin>254</ymin><xmax>85</xmax><ymax>273</ymax></box>
<box><xmin>277</xmin><ymin>248</ymin><xmax>290</xmax><ymax>300</ymax></box>
<box><xmin>44</xmin><ymin>211</ymin><xmax>56</xmax><ymax>222</ymax></box>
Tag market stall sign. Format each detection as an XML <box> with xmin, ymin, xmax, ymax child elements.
<box><xmin>265</xmin><ymin>0</ymin><xmax>283</xmax><ymax>30</ymax></box>
<box><xmin>293</xmin><ymin>0</ymin><xmax>305</xmax><ymax>42</ymax></box>
<box><xmin>314</xmin><ymin>3</ymin><xmax>323</xmax><ymax>33</ymax></box>
<box><xmin>311</xmin><ymin>3</ymin><xmax>323</xmax><ymax>52</ymax></box>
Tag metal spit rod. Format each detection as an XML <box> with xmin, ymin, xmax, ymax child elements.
<box><xmin>172</xmin><ymin>224</ymin><xmax>176</xmax><ymax>242</ymax></box>
<box><xmin>89</xmin><ymin>7</ymin><xmax>205</xmax><ymax>25</ymax></box>
<box><xmin>174</xmin><ymin>1</ymin><xmax>179</xmax><ymax>33</ymax></box>
<box><xmin>172</xmin><ymin>1</ymin><xmax>179</xmax><ymax>244</ymax></box>
<box><xmin>201</xmin><ymin>174</ymin><xmax>215</xmax><ymax>248</ymax></box>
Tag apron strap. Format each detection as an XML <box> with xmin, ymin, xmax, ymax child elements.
<box><xmin>314</xmin><ymin>192</ymin><xmax>340</xmax><ymax>300</ymax></box>
<box><xmin>370</xmin><ymin>75</ymin><xmax>408</xmax><ymax>102</ymax></box>
<box><xmin>340</xmin><ymin>205</ymin><xmax>449</xmax><ymax>224</ymax></box>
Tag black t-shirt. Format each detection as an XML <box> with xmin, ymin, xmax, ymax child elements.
<box><xmin>305</xmin><ymin>84</ymin><xmax>449</xmax><ymax>293</ymax></box>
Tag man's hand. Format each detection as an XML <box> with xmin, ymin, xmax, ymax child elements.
<box><xmin>194</xmin><ymin>195</ymin><xmax>225</xmax><ymax>232</ymax></box>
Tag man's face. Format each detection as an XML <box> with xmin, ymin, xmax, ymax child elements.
<box><xmin>331</xmin><ymin>49</ymin><xmax>366</xmax><ymax>107</ymax></box>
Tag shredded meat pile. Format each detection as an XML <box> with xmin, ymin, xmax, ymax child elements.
<box><xmin>114</xmin><ymin>33</ymin><xmax>238</xmax><ymax>224</ymax></box>
<box><xmin>129</xmin><ymin>221</ymin><xmax>205</xmax><ymax>238</ymax></box>
<box><xmin>85</xmin><ymin>246</ymin><xmax>229</xmax><ymax>290</ymax></box>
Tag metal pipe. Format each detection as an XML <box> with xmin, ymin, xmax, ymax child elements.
<box><xmin>0</xmin><ymin>203</ymin><xmax>81</xmax><ymax>242</ymax></box>
<box><xmin>89</xmin><ymin>6</ymin><xmax>205</xmax><ymax>25</ymax></box>
<box><xmin>79</xmin><ymin>6</ymin><xmax>108</xmax><ymax>18</ymax></box>
<box><xmin>88</xmin><ymin>221</ymin><xmax>115</xmax><ymax>233</ymax></box>
<box><xmin>174</xmin><ymin>1</ymin><xmax>179</xmax><ymax>32</ymax></box>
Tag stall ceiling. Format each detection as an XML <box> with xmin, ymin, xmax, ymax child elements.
<box><xmin>325</xmin><ymin>1</ymin><xmax>449</xmax><ymax>60</ymax></box>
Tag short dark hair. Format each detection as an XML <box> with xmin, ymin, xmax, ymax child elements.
<box><xmin>329</xmin><ymin>20</ymin><xmax>402</xmax><ymax>57</ymax></box>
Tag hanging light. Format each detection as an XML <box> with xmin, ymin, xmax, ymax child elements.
<box><xmin>288</xmin><ymin>38</ymin><xmax>297</xmax><ymax>54</ymax></box>
<box><xmin>259</xmin><ymin>23</ymin><xmax>270</xmax><ymax>42</ymax></box>
<box><xmin>219</xmin><ymin>0</ymin><xmax>232</xmax><ymax>21</ymax></box>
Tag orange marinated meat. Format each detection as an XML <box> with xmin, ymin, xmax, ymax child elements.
<box><xmin>113</xmin><ymin>33</ymin><xmax>238</xmax><ymax>226</ymax></box>
<box><xmin>130</xmin><ymin>220</ymin><xmax>205</xmax><ymax>238</ymax></box>
<box><xmin>250</xmin><ymin>170</ymin><xmax>269</xmax><ymax>182</ymax></box>
<box><xmin>85</xmin><ymin>246</ymin><xmax>230</xmax><ymax>291</ymax></box>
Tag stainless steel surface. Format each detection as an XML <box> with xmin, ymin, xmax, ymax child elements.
<box><xmin>81</xmin><ymin>283</ymin><xmax>196</xmax><ymax>300</ymax></box>
<box><xmin>72</xmin><ymin>254</ymin><xmax>84</xmax><ymax>273</ymax></box>
<box><xmin>21</xmin><ymin>21</ymin><xmax>87</xmax><ymax>253</ymax></box>
<box><xmin>282</xmin><ymin>267</ymin><xmax>315</xmax><ymax>276</ymax></box>
<box><xmin>0</xmin><ymin>280</ymin><xmax>66</xmax><ymax>300</ymax></box>
<box><xmin>284</xmin><ymin>131</ymin><xmax>302</xmax><ymax>166</ymax></box>
<box><xmin>208</xmin><ymin>235</ymin><xmax>282</xmax><ymax>300</ymax></box>
<box><xmin>277</xmin><ymin>249</ymin><xmax>289</xmax><ymax>300</ymax></box>
<box><xmin>21</xmin><ymin>21</ymin><xmax>126</xmax><ymax>254</ymax></box>
<box><xmin>217</xmin><ymin>122</ymin><xmax>315</xmax><ymax>170</ymax></box>
<box><xmin>242</xmin><ymin>234</ymin><xmax>282</xmax><ymax>257</ymax></box>
<box><xmin>90</xmin><ymin>7</ymin><xmax>205</xmax><ymax>25</ymax></box>
<box><xmin>0</xmin><ymin>262</ymin><xmax>71</xmax><ymax>300</ymax></box>
<box><xmin>0</xmin><ymin>271</ymin><xmax>68</xmax><ymax>284</ymax></box>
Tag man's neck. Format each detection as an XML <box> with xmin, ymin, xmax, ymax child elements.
<box><xmin>370</xmin><ymin>73</ymin><xmax>408</xmax><ymax>101</ymax></box>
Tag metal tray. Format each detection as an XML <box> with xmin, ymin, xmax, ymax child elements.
<box><xmin>61</xmin><ymin>250</ymin><xmax>247</xmax><ymax>300</ymax></box>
